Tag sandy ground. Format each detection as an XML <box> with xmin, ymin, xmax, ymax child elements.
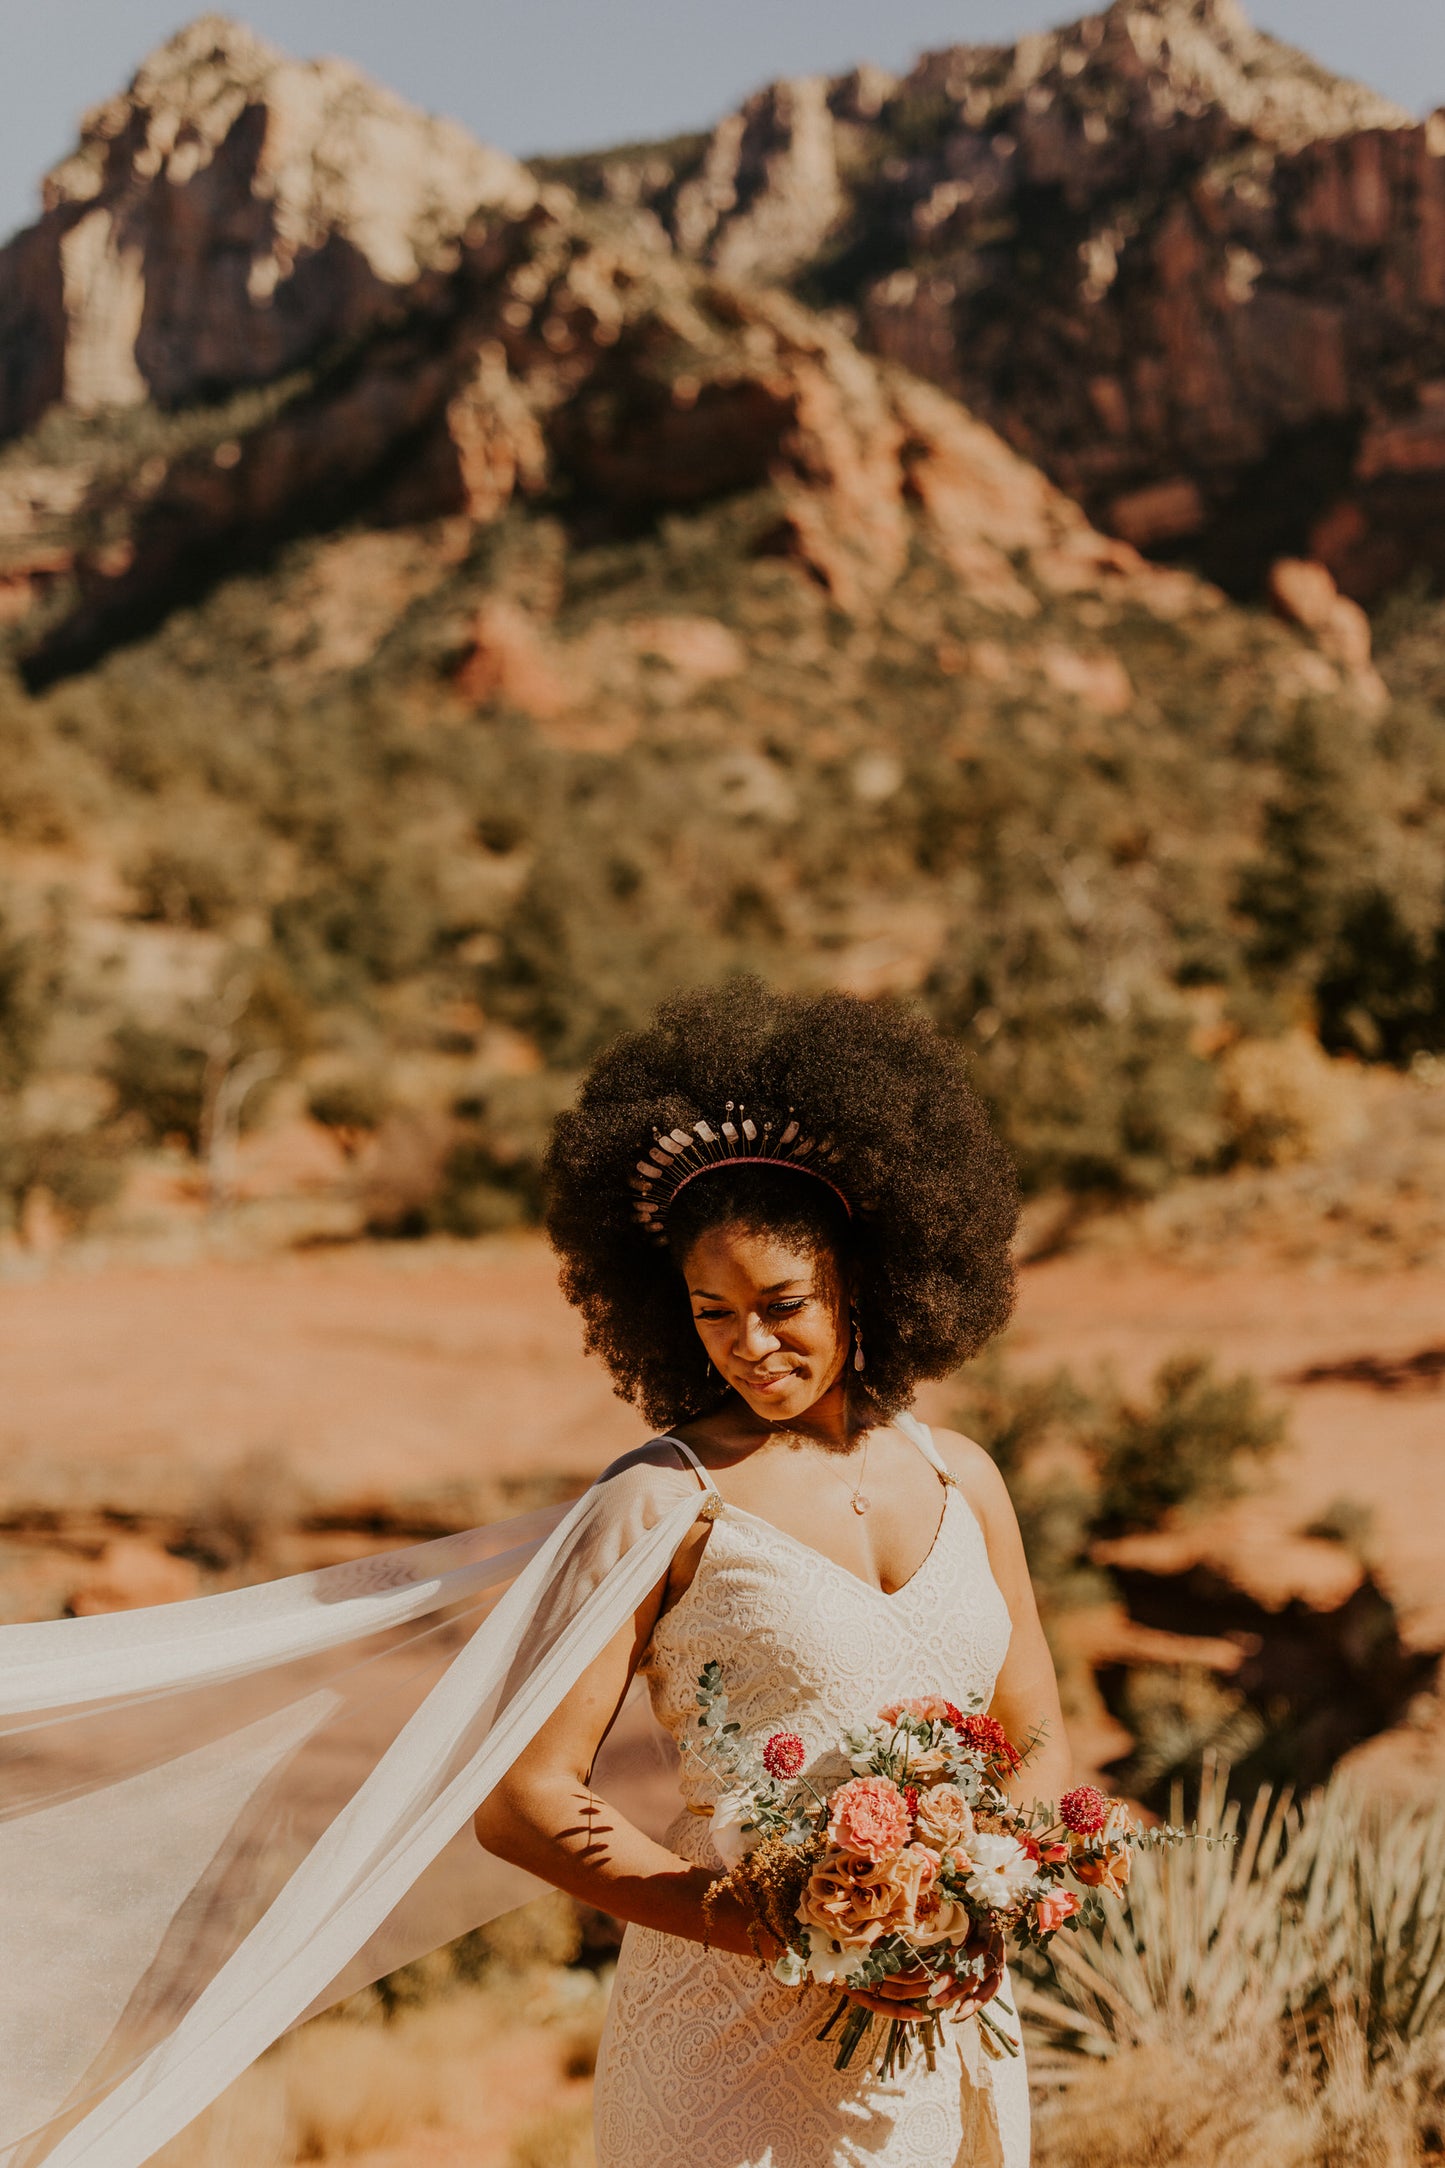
<box><xmin>4</xmin><ymin>1235</ymin><xmax>1441</xmax><ymax>2166</ymax></box>
<box><xmin>2</xmin><ymin>1233</ymin><xmax>1441</xmax><ymax>1635</ymax></box>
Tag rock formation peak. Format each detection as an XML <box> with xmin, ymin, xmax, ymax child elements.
<box><xmin>0</xmin><ymin>12</ymin><xmax>534</xmax><ymax>438</ymax></box>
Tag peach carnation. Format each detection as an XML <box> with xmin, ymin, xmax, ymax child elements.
<box><xmin>877</xmin><ymin>1696</ymin><xmax>955</xmax><ymax>1727</ymax></box>
<box><xmin>826</xmin><ymin>1775</ymin><xmax>912</xmax><ymax>1860</ymax></box>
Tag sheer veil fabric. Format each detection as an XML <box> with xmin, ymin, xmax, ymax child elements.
<box><xmin>0</xmin><ymin>1451</ymin><xmax>707</xmax><ymax>2167</ymax></box>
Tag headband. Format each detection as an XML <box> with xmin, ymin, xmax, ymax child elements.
<box><xmin>630</xmin><ymin>1104</ymin><xmax>853</xmax><ymax>1243</ymax></box>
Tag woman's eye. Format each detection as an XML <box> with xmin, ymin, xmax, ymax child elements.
<box><xmin>695</xmin><ymin>1307</ymin><xmax>730</xmax><ymax>1321</ymax></box>
<box><xmin>771</xmin><ymin>1298</ymin><xmax>808</xmax><ymax>1316</ymax></box>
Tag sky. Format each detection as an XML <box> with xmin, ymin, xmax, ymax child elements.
<box><xmin>2</xmin><ymin>0</ymin><xmax>1443</xmax><ymax>246</ymax></box>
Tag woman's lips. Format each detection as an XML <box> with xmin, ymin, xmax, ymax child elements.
<box><xmin>742</xmin><ymin>1371</ymin><xmax>795</xmax><ymax>1393</ymax></box>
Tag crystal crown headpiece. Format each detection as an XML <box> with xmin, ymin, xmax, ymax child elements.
<box><xmin>630</xmin><ymin>1103</ymin><xmax>852</xmax><ymax>1243</ymax></box>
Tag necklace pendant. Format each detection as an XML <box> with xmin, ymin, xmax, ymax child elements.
<box><xmin>852</xmin><ymin>1493</ymin><xmax>871</xmax><ymax>1514</ymax></box>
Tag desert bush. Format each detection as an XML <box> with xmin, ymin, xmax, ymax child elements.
<box><xmin>128</xmin><ymin>842</ymin><xmax>248</xmax><ymax>930</ymax></box>
<box><xmin>1217</xmin><ymin>1029</ymin><xmax>1366</xmax><ymax>1166</ymax></box>
<box><xmin>305</xmin><ymin>1071</ymin><xmax>389</xmax><ymax>1137</ymax></box>
<box><xmin>953</xmin><ymin>1350</ymin><xmax>1286</xmax><ymax>1599</ymax></box>
<box><xmin>1315</xmin><ymin>888</ymin><xmax>1445</xmax><ymax>1065</ymax></box>
<box><xmin>272</xmin><ymin>848</ymin><xmax>454</xmax><ymax>1001</ymax></box>
<box><xmin>955</xmin><ymin>1353</ymin><xmax>1293</xmax><ymax>1799</ymax></box>
<box><xmin>438</xmin><ymin>1070</ymin><xmax>580</xmax><ymax>1233</ymax></box>
<box><xmin>1238</xmin><ymin>703</ymin><xmax>1445</xmax><ymax>1065</ymax></box>
<box><xmin>1090</xmin><ymin>1353</ymin><xmax>1285</xmax><ymax>1536</ymax></box>
<box><xmin>0</xmin><ymin>900</ymin><xmax>61</xmax><ymax>1091</ymax></box>
<box><xmin>1305</xmin><ymin>1496</ymin><xmax>1378</xmax><ymax>1556</ymax></box>
<box><xmin>1031</xmin><ymin>2030</ymin><xmax>1445</xmax><ymax>2168</ymax></box>
<box><xmin>451</xmin><ymin>1889</ymin><xmax>585</xmax><ymax>1985</ymax></box>
<box><xmin>0</xmin><ymin>1122</ymin><xmax>125</xmax><ymax>1233</ymax></box>
<box><xmin>1105</xmin><ymin>1666</ymin><xmax>1265</xmax><ymax>1802</ymax></box>
<box><xmin>103</xmin><ymin>1023</ymin><xmax>209</xmax><ymax>1147</ymax></box>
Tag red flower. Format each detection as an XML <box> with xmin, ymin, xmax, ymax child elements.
<box><xmin>762</xmin><ymin>1730</ymin><xmax>806</xmax><ymax>1781</ymax></box>
<box><xmin>1059</xmin><ymin>1784</ymin><xmax>1109</xmax><ymax>1835</ymax></box>
<box><xmin>1018</xmin><ymin>1833</ymin><xmax>1042</xmax><ymax>1864</ymax></box>
<box><xmin>957</xmin><ymin>1713</ymin><xmax>1022</xmax><ymax>1770</ymax></box>
<box><xmin>903</xmin><ymin>1785</ymin><xmax>920</xmax><ymax>1819</ymax></box>
<box><xmin>943</xmin><ymin>1702</ymin><xmax>968</xmax><ymax>1730</ymax></box>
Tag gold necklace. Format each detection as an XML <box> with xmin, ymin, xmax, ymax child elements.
<box><xmin>815</xmin><ymin>1432</ymin><xmax>872</xmax><ymax>1515</ymax></box>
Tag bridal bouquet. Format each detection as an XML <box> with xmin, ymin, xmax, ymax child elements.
<box><xmin>690</xmin><ymin>1662</ymin><xmax>1182</xmax><ymax>2075</ymax></box>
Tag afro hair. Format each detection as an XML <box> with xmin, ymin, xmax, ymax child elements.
<box><xmin>545</xmin><ymin>980</ymin><xmax>1019</xmax><ymax>1428</ymax></box>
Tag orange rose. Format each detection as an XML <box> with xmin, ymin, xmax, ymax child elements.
<box><xmin>798</xmin><ymin>1842</ymin><xmax>937</xmax><ymax>1949</ymax></box>
<box><xmin>912</xmin><ymin>1783</ymin><xmax>976</xmax><ymax>1856</ymax></box>
<box><xmin>1071</xmin><ymin>1843</ymin><xmax>1131</xmax><ymax>1899</ymax></box>
<box><xmin>1034</xmin><ymin>1888</ymin><xmax>1081</xmax><ymax>1933</ymax></box>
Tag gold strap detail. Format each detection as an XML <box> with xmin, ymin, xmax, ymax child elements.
<box><xmin>698</xmin><ymin>1492</ymin><xmax>724</xmax><ymax>1522</ymax></box>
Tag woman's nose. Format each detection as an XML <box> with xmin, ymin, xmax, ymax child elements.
<box><xmin>733</xmin><ymin>1313</ymin><xmax>780</xmax><ymax>1359</ymax></box>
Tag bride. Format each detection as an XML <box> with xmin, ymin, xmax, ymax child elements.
<box><xmin>0</xmin><ymin>980</ymin><xmax>1067</xmax><ymax>2168</ymax></box>
<box><xmin>478</xmin><ymin>980</ymin><xmax>1070</xmax><ymax>2167</ymax></box>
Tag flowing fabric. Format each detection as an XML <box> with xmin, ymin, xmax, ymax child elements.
<box><xmin>0</xmin><ymin>1451</ymin><xmax>705</xmax><ymax>2166</ymax></box>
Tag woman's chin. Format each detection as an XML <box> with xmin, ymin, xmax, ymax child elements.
<box><xmin>735</xmin><ymin>1376</ymin><xmax>812</xmax><ymax>1421</ymax></box>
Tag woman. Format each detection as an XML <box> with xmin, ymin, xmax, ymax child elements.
<box><xmin>477</xmin><ymin>979</ymin><xmax>1070</xmax><ymax>2168</ymax></box>
<box><xmin>0</xmin><ymin>980</ymin><xmax>1064</xmax><ymax>2167</ymax></box>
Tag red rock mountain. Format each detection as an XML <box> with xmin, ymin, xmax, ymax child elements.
<box><xmin>0</xmin><ymin>14</ymin><xmax>1210</xmax><ymax>687</ymax></box>
<box><xmin>550</xmin><ymin>0</ymin><xmax>1445</xmax><ymax>600</ymax></box>
<box><xmin>0</xmin><ymin>9</ymin><xmax>1441</xmax><ymax>1257</ymax></box>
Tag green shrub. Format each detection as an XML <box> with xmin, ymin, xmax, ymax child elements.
<box><xmin>953</xmin><ymin>1351</ymin><xmax>1287</xmax><ymax>1609</ymax></box>
<box><xmin>128</xmin><ymin>843</ymin><xmax>247</xmax><ymax>930</ymax></box>
<box><xmin>0</xmin><ymin>911</ymin><xmax>50</xmax><ymax>1092</ymax></box>
<box><xmin>104</xmin><ymin>1024</ymin><xmax>209</xmax><ymax>1147</ymax></box>
<box><xmin>1092</xmin><ymin>1352</ymin><xmax>1286</xmax><ymax>1536</ymax></box>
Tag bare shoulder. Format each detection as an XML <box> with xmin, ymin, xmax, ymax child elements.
<box><xmin>593</xmin><ymin>1437</ymin><xmax>705</xmax><ymax>1493</ymax></box>
<box><xmin>926</xmin><ymin>1425</ymin><xmax>1016</xmax><ymax>1532</ymax></box>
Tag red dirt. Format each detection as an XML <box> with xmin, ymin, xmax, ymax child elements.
<box><xmin>3</xmin><ymin>1234</ymin><xmax>1440</xmax><ymax>1642</ymax></box>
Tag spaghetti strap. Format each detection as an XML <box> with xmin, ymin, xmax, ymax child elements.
<box><xmin>653</xmin><ymin>1434</ymin><xmax>712</xmax><ymax>1492</ymax></box>
<box><xmin>895</xmin><ymin>1409</ymin><xmax>956</xmax><ymax>1486</ymax></box>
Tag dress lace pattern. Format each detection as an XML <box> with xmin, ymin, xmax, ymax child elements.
<box><xmin>593</xmin><ymin>1432</ymin><xmax>1032</xmax><ymax>2168</ymax></box>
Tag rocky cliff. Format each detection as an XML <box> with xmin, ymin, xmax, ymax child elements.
<box><xmin>0</xmin><ymin>15</ymin><xmax>533</xmax><ymax>438</ymax></box>
<box><xmin>0</xmin><ymin>16</ymin><xmax>1208</xmax><ymax>687</ymax></box>
<box><xmin>547</xmin><ymin>0</ymin><xmax>1445</xmax><ymax>599</ymax></box>
<box><xmin>0</xmin><ymin>11</ymin><xmax>1441</xmax><ymax>1259</ymax></box>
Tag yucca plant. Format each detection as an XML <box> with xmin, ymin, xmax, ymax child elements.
<box><xmin>1021</xmin><ymin>1763</ymin><xmax>1445</xmax><ymax>2075</ymax></box>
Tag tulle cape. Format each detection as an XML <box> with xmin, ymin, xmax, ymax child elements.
<box><xmin>0</xmin><ymin>1449</ymin><xmax>703</xmax><ymax>2166</ymax></box>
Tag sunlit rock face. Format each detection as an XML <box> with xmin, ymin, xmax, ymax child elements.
<box><xmin>552</xmin><ymin>0</ymin><xmax>1445</xmax><ymax>600</ymax></box>
<box><xmin>0</xmin><ymin>12</ymin><xmax>534</xmax><ymax>435</ymax></box>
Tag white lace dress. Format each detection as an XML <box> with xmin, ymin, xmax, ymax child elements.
<box><xmin>593</xmin><ymin>1418</ymin><xmax>1031</xmax><ymax>2168</ymax></box>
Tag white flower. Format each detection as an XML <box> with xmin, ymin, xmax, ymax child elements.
<box><xmin>964</xmin><ymin>1831</ymin><xmax>1034</xmax><ymax>1910</ymax></box>
<box><xmin>772</xmin><ymin>1945</ymin><xmax>808</xmax><ymax>1988</ymax></box>
<box><xmin>802</xmin><ymin>1936</ymin><xmax>866</xmax><ymax>1986</ymax></box>
<box><xmin>709</xmin><ymin>1788</ymin><xmax>761</xmax><ymax>1869</ymax></box>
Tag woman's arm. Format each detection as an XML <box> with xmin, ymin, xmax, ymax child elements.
<box><xmin>936</xmin><ymin>1430</ymin><xmax>1074</xmax><ymax>1813</ymax></box>
<box><xmin>473</xmin><ymin>1532</ymin><xmax>772</xmax><ymax>1963</ymax></box>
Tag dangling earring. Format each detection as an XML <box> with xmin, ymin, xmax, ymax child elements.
<box><xmin>850</xmin><ymin>1306</ymin><xmax>866</xmax><ymax>1374</ymax></box>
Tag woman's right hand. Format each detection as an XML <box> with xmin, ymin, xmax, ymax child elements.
<box><xmin>844</xmin><ymin>1921</ymin><xmax>1004</xmax><ymax>2025</ymax></box>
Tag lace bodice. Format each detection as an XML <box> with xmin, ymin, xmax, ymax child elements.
<box><xmin>593</xmin><ymin>1417</ymin><xmax>1030</xmax><ymax>2168</ymax></box>
<box><xmin>641</xmin><ymin>1469</ymin><xmax>1013</xmax><ymax>1824</ymax></box>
